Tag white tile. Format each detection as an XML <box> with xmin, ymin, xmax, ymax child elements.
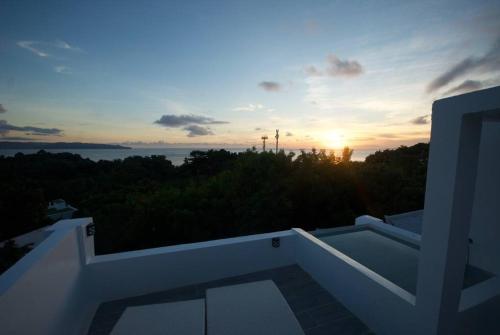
<box><xmin>207</xmin><ymin>280</ymin><xmax>304</xmax><ymax>335</ymax></box>
<box><xmin>111</xmin><ymin>299</ymin><xmax>205</xmax><ymax>335</ymax></box>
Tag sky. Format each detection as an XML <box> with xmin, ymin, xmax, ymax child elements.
<box><xmin>1</xmin><ymin>0</ymin><xmax>499</xmax><ymax>150</ymax></box>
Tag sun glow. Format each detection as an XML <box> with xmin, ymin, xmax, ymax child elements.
<box><xmin>323</xmin><ymin>131</ymin><xmax>346</xmax><ymax>149</ymax></box>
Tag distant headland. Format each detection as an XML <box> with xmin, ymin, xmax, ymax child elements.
<box><xmin>0</xmin><ymin>142</ymin><xmax>131</xmax><ymax>150</ymax></box>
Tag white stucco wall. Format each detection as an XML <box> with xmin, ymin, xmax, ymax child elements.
<box><xmin>0</xmin><ymin>226</ymin><xmax>295</xmax><ymax>334</ymax></box>
<box><xmin>0</xmin><ymin>219</ymin><xmax>96</xmax><ymax>335</ymax></box>
<box><xmin>294</xmin><ymin>228</ymin><xmax>418</xmax><ymax>335</ymax></box>
<box><xmin>416</xmin><ymin>87</ymin><xmax>500</xmax><ymax>335</ymax></box>
<box><xmin>87</xmin><ymin>230</ymin><xmax>297</xmax><ymax>301</ymax></box>
<box><xmin>469</xmin><ymin>120</ymin><xmax>500</xmax><ymax>275</ymax></box>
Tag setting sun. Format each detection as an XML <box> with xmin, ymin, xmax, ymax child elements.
<box><xmin>324</xmin><ymin>131</ymin><xmax>346</xmax><ymax>149</ymax></box>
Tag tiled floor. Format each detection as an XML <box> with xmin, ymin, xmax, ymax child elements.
<box><xmin>88</xmin><ymin>265</ymin><xmax>373</xmax><ymax>335</ymax></box>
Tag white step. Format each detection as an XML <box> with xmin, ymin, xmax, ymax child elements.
<box><xmin>206</xmin><ymin>280</ymin><xmax>305</xmax><ymax>335</ymax></box>
<box><xmin>110</xmin><ymin>299</ymin><xmax>205</xmax><ymax>335</ymax></box>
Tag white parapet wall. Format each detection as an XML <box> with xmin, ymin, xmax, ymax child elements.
<box><xmin>355</xmin><ymin>215</ymin><xmax>421</xmax><ymax>243</ymax></box>
<box><xmin>1</xmin><ymin>212</ymin><xmax>496</xmax><ymax>335</ymax></box>
<box><xmin>0</xmin><ymin>217</ymin><xmax>430</xmax><ymax>335</ymax></box>
<box><xmin>0</xmin><ymin>221</ymin><xmax>297</xmax><ymax>334</ymax></box>
<box><xmin>293</xmin><ymin>227</ymin><xmax>418</xmax><ymax>335</ymax></box>
<box><xmin>87</xmin><ymin>230</ymin><xmax>297</xmax><ymax>301</ymax></box>
<box><xmin>0</xmin><ymin>218</ymin><xmax>97</xmax><ymax>335</ymax></box>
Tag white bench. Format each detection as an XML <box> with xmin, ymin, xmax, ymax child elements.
<box><xmin>110</xmin><ymin>299</ymin><xmax>205</xmax><ymax>335</ymax></box>
<box><xmin>206</xmin><ymin>280</ymin><xmax>305</xmax><ymax>335</ymax></box>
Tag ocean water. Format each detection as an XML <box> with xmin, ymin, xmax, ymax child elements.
<box><xmin>0</xmin><ymin>148</ymin><xmax>376</xmax><ymax>165</ymax></box>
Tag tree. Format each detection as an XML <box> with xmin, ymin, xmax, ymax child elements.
<box><xmin>341</xmin><ymin>146</ymin><xmax>353</xmax><ymax>163</ymax></box>
<box><xmin>0</xmin><ymin>240</ymin><xmax>33</xmax><ymax>274</ymax></box>
<box><xmin>0</xmin><ymin>144</ymin><xmax>429</xmax><ymax>255</ymax></box>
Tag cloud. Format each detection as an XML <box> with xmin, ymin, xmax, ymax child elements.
<box><xmin>233</xmin><ymin>104</ymin><xmax>264</xmax><ymax>112</ymax></box>
<box><xmin>255</xmin><ymin>127</ymin><xmax>262</xmax><ymax>131</ymax></box>
<box><xmin>154</xmin><ymin>114</ymin><xmax>228</xmax><ymax>127</ymax></box>
<box><xmin>154</xmin><ymin>114</ymin><xmax>227</xmax><ymax>137</ymax></box>
<box><xmin>0</xmin><ymin>136</ymin><xmax>36</xmax><ymax>141</ymax></box>
<box><xmin>306</xmin><ymin>54</ymin><xmax>364</xmax><ymax>78</ymax></box>
<box><xmin>305</xmin><ymin>65</ymin><xmax>323</xmax><ymax>76</ymax></box>
<box><xmin>326</xmin><ymin>54</ymin><xmax>364</xmax><ymax>77</ymax></box>
<box><xmin>377</xmin><ymin>133</ymin><xmax>398</xmax><ymax>138</ymax></box>
<box><xmin>54</xmin><ymin>65</ymin><xmax>71</xmax><ymax>74</ymax></box>
<box><xmin>17</xmin><ymin>39</ymin><xmax>82</xmax><ymax>58</ymax></box>
<box><xmin>0</xmin><ymin>120</ymin><xmax>63</xmax><ymax>136</ymax></box>
<box><xmin>258</xmin><ymin>81</ymin><xmax>281</xmax><ymax>92</ymax></box>
<box><xmin>427</xmin><ymin>59</ymin><xmax>475</xmax><ymax>93</ymax></box>
<box><xmin>443</xmin><ymin>80</ymin><xmax>483</xmax><ymax>95</ymax></box>
<box><xmin>411</xmin><ymin>115</ymin><xmax>431</xmax><ymax>125</ymax></box>
<box><xmin>0</xmin><ymin>104</ymin><xmax>6</xmax><ymax>113</ymax></box>
<box><xmin>183</xmin><ymin>125</ymin><xmax>214</xmax><ymax>137</ymax></box>
<box><xmin>53</xmin><ymin>40</ymin><xmax>82</xmax><ymax>52</ymax></box>
<box><xmin>427</xmin><ymin>38</ymin><xmax>500</xmax><ymax>93</ymax></box>
<box><xmin>17</xmin><ymin>41</ymin><xmax>49</xmax><ymax>57</ymax></box>
<box><xmin>286</xmin><ymin>132</ymin><xmax>293</xmax><ymax>136</ymax></box>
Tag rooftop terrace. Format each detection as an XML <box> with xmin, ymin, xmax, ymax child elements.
<box><xmin>1</xmin><ymin>86</ymin><xmax>500</xmax><ymax>335</ymax></box>
<box><xmin>89</xmin><ymin>265</ymin><xmax>372</xmax><ymax>335</ymax></box>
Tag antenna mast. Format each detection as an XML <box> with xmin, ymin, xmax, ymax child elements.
<box><xmin>261</xmin><ymin>135</ymin><xmax>268</xmax><ymax>152</ymax></box>
<box><xmin>275</xmin><ymin>129</ymin><xmax>279</xmax><ymax>153</ymax></box>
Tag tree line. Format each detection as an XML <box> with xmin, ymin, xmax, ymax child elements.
<box><xmin>0</xmin><ymin>143</ymin><xmax>428</xmax><ymax>255</ymax></box>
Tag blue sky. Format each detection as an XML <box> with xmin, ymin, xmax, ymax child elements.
<box><xmin>1</xmin><ymin>0</ymin><xmax>499</xmax><ymax>149</ymax></box>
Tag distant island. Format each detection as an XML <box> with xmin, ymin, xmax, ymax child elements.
<box><xmin>0</xmin><ymin>142</ymin><xmax>131</xmax><ymax>150</ymax></box>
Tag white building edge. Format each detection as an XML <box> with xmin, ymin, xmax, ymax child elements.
<box><xmin>0</xmin><ymin>86</ymin><xmax>499</xmax><ymax>334</ymax></box>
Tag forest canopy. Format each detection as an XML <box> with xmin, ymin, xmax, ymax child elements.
<box><xmin>0</xmin><ymin>143</ymin><xmax>428</xmax><ymax>254</ymax></box>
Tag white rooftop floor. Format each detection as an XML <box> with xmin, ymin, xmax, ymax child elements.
<box><xmin>207</xmin><ymin>280</ymin><xmax>304</xmax><ymax>335</ymax></box>
<box><xmin>111</xmin><ymin>299</ymin><xmax>205</xmax><ymax>335</ymax></box>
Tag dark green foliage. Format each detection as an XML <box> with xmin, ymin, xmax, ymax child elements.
<box><xmin>0</xmin><ymin>240</ymin><xmax>32</xmax><ymax>274</ymax></box>
<box><xmin>359</xmin><ymin>143</ymin><xmax>428</xmax><ymax>217</ymax></box>
<box><xmin>0</xmin><ymin>184</ymin><xmax>49</xmax><ymax>241</ymax></box>
<box><xmin>0</xmin><ymin>144</ymin><xmax>428</xmax><ymax>255</ymax></box>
